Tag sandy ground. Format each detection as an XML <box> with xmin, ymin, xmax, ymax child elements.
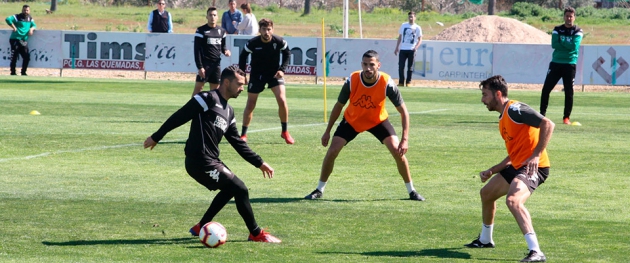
<box><xmin>432</xmin><ymin>16</ymin><xmax>551</xmax><ymax>44</ymax></box>
<box><xmin>3</xmin><ymin>67</ymin><xmax>627</xmax><ymax>92</ymax></box>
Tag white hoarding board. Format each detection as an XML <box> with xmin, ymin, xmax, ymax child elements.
<box><xmin>61</xmin><ymin>31</ymin><xmax>146</xmax><ymax>70</ymax></box>
<box><xmin>582</xmin><ymin>45</ymin><xmax>630</xmax><ymax>85</ymax></box>
<box><xmin>414</xmin><ymin>41</ymin><xmax>494</xmax><ymax>82</ymax></box>
<box><xmin>317</xmin><ymin>38</ymin><xmax>398</xmax><ymax>78</ymax></box>
<box><xmin>492</xmin><ymin>44</ymin><xmax>552</xmax><ymax>84</ymax></box>
<box><xmin>144</xmin><ymin>33</ymin><xmax>196</xmax><ymax>73</ymax></box>
<box><xmin>225</xmin><ymin>35</ymin><xmax>318</xmax><ymax>75</ymax></box>
<box><xmin>0</xmin><ymin>30</ymin><xmax>63</xmax><ymax>68</ymax></box>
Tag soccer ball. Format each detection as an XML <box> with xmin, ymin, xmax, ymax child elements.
<box><xmin>199</xmin><ymin>222</ymin><xmax>227</xmax><ymax>248</ymax></box>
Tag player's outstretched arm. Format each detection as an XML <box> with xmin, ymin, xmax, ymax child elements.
<box><xmin>322</xmin><ymin>102</ymin><xmax>344</xmax><ymax>147</ymax></box>
<box><xmin>259</xmin><ymin>162</ymin><xmax>274</xmax><ymax>179</ymax></box>
<box><xmin>144</xmin><ymin>136</ymin><xmax>157</xmax><ymax>150</ymax></box>
<box><xmin>480</xmin><ymin>156</ymin><xmax>511</xmax><ymax>183</ymax></box>
<box><xmin>394</xmin><ymin>103</ymin><xmax>410</xmax><ymax>157</ymax></box>
<box><xmin>521</xmin><ymin>117</ymin><xmax>555</xmax><ymax>176</ymax></box>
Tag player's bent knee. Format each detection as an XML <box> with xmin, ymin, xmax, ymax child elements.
<box><xmin>230</xmin><ymin>176</ymin><xmax>249</xmax><ymax>194</ymax></box>
<box><xmin>505</xmin><ymin>196</ymin><xmax>523</xmax><ymax>209</ymax></box>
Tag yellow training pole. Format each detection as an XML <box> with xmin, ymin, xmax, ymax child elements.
<box><xmin>322</xmin><ymin>17</ymin><xmax>328</xmax><ymax>123</ymax></box>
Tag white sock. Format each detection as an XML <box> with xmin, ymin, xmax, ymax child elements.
<box><xmin>479</xmin><ymin>224</ymin><xmax>494</xmax><ymax>244</ymax></box>
<box><xmin>405</xmin><ymin>182</ymin><xmax>416</xmax><ymax>193</ymax></box>
<box><xmin>317</xmin><ymin>181</ymin><xmax>327</xmax><ymax>192</ymax></box>
<box><xmin>524</xmin><ymin>232</ymin><xmax>541</xmax><ymax>253</ymax></box>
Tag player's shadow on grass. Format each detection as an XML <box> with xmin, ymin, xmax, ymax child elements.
<box><xmin>42</xmin><ymin>238</ymin><xmax>197</xmax><ymax>246</ymax></box>
<box><xmin>320</xmin><ymin>248</ymin><xmax>471</xmax><ymax>260</ymax></box>
<box><xmin>303</xmin><ymin>198</ymin><xmax>403</xmax><ymax>202</ymax></box>
<box><xmin>246</xmin><ymin>197</ymin><xmax>305</xmax><ymax>203</ymax></box>
<box><xmin>455</xmin><ymin>121</ymin><xmax>498</xmax><ymax>124</ymax></box>
<box><xmin>0</xmin><ymin>79</ymin><xmax>79</xmax><ymax>85</ymax></box>
<box><xmin>248</xmin><ymin>198</ymin><xmax>403</xmax><ymax>203</ymax></box>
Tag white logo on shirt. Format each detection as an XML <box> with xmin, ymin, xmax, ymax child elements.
<box><xmin>214</xmin><ymin>116</ymin><xmax>228</xmax><ymax>132</ymax></box>
<box><xmin>509</xmin><ymin>102</ymin><xmax>523</xmax><ymax>115</ymax></box>
<box><xmin>207</xmin><ymin>38</ymin><xmax>221</xmax><ymax>45</ymax></box>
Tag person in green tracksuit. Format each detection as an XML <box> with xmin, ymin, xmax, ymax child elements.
<box><xmin>540</xmin><ymin>6</ymin><xmax>583</xmax><ymax>125</ymax></box>
<box><xmin>5</xmin><ymin>5</ymin><xmax>36</xmax><ymax>76</ymax></box>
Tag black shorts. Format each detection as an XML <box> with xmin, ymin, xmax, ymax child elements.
<box><xmin>195</xmin><ymin>64</ymin><xmax>221</xmax><ymax>84</ymax></box>
<box><xmin>247</xmin><ymin>74</ymin><xmax>284</xmax><ymax>94</ymax></box>
<box><xmin>333</xmin><ymin>118</ymin><xmax>396</xmax><ymax>144</ymax></box>
<box><xmin>500</xmin><ymin>165</ymin><xmax>550</xmax><ymax>193</ymax></box>
<box><xmin>185</xmin><ymin>157</ymin><xmax>237</xmax><ymax>191</ymax></box>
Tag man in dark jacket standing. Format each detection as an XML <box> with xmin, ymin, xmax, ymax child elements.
<box><xmin>147</xmin><ymin>0</ymin><xmax>173</xmax><ymax>33</ymax></box>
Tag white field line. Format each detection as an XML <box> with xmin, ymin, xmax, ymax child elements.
<box><xmin>0</xmin><ymin>109</ymin><xmax>447</xmax><ymax>163</ymax></box>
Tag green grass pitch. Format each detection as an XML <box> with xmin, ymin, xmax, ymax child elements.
<box><xmin>1</xmin><ymin>76</ymin><xmax>628</xmax><ymax>262</ymax></box>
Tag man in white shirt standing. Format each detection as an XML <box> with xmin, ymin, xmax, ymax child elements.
<box><xmin>394</xmin><ymin>11</ymin><xmax>422</xmax><ymax>87</ymax></box>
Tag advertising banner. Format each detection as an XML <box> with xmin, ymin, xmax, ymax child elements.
<box><xmin>492</xmin><ymin>43</ymin><xmax>552</xmax><ymax>84</ymax></box>
<box><xmin>2</xmin><ymin>29</ymin><xmax>628</xmax><ymax>86</ymax></box>
<box><xmin>581</xmin><ymin>45</ymin><xmax>630</xmax><ymax>85</ymax></box>
<box><xmin>61</xmin><ymin>31</ymin><xmax>146</xmax><ymax>70</ymax></box>
<box><xmin>317</xmin><ymin>38</ymin><xmax>397</xmax><ymax>78</ymax></box>
<box><xmin>0</xmin><ymin>30</ymin><xmax>63</xmax><ymax>68</ymax></box>
<box><xmin>414</xmin><ymin>41</ymin><xmax>494</xmax><ymax>82</ymax></box>
<box><xmin>144</xmin><ymin>33</ymin><xmax>196</xmax><ymax>73</ymax></box>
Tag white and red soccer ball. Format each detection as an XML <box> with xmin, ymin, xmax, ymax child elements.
<box><xmin>199</xmin><ymin>222</ymin><xmax>227</xmax><ymax>248</ymax></box>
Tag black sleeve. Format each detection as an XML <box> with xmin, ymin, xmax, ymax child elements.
<box><xmin>194</xmin><ymin>29</ymin><xmax>203</xmax><ymax>69</ymax></box>
<box><xmin>385</xmin><ymin>77</ymin><xmax>404</xmax><ymax>107</ymax></box>
<box><xmin>337</xmin><ymin>78</ymin><xmax>351</xmax><ymax>104</ymax></box>
<box><xmin>279</xmin><ymin>39</ymin><xmax>290</xmax><ymax>72</ymax></box>
<box><xmin>507</xmin><ymin>102</ymin><xmax>544</xmax><ymax>127</ymax></box>
<box><xmin>150</xmin><ymin>99</ymin><xmax>202</xmax><ymax>142</ymax></box>
<box><xmin>221</xmin><ymin>31</ymin><xmax>227</xmax><ymax>54</ymax></box>
<box><xmin>224</xmin><ymin>122</ymin><xmax>264</xmax><ymax>168</ymax></box>
<box><xmin>239</xmin><ymin>41</ymin><xmax>251</xmax><ymax>72</ymax></box>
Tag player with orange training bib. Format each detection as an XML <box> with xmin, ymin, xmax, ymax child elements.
<box><xmin>304</xmin><ymin>50</ymin><xmax>425</xmax><ymax>201</ymax></box>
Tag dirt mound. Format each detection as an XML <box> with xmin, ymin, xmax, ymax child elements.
<box><xmin>431</xmin><ymin>15</ymin><xmax>551</xmax><ymax>44</ymax></box>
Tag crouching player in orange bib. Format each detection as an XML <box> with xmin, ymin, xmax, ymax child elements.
<box><xmin>304</xmin><ymin>50</ymin><xmax>425</xmax><ymax>201</ymax></box>
<box><xmin>465</xmin><ymin>75</ymin><xmax>555</xmax><ymax>263</ymax></box>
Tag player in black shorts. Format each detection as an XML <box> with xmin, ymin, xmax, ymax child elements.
<box><xmin>144</xmin><ymin>65</ymin><xmax>281</xmax><ymax>243</ymax></box>
<box><xmin>192</xmin><ymin>7</ymin><xmax>231</xmax><ymax>96</ymax></box>
<box><xmin>465</xmin><ymin>75</ymin><xmax>555</xmax><ymax>263</ymax></box>
<box><xmin>238</xmin><ymin>18</ymin><xmax>294</xmax><ymax>144</ymax></box>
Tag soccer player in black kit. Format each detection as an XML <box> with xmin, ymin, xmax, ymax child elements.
<box><xmin>144</xmin><ymin>65</ymin><xmax>281</xmax><ymax>243</ymax></box>
<box><xmin>238</xmin><ymin>18</ymin><xmax>294</xmax><ymax>144</ymax></box>
<box><xmin>192</xmin><ymin>7</ymin><xmax>231</xmax><ymax>96</ymax></box>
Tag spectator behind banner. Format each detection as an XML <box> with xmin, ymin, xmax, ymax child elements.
<box><xmin>221</xmin><ymin>0</ymin><xmax>242</xmax><ymax>34</ymax></box>
<box><xmin>148</xmin><ymin>0</ymin><xmax>173</xmax><ymax>33</ymax></box>
<box><xmin>237</xmin><ymin>3</ymin><xmax>258</xmax><ymax>36</ymax></box>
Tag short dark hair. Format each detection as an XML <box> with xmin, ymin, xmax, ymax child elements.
<box><xmin>207</xmin><ymin>6</ymin><xmax>217</xmax><ymax>15</ymax></box>
<box><xmin>362</xmin><ymin>50</ymin><xmax>379</xmax><ymax>61</ymax></box>
<box><xmin>221</xmin><ymin>65</ymin><xmax>246</xmax><ymax>83</ymax></box>
<box><xmin>408</xmin><ymin>11</ymin><xmax>415</xmax><ymax>16</ymax></box>
<box><xmin>564</xmin><ymin>6</ymin><xmax>575</xmax><ymax>15</ymax></box>
<box><xmin>479</xmin><ymin>75</ymin><xmax>508</xmax><ymax>97</ymax></box>
<box><xmin>23</xmin><ymin>4</ymin><xmax>30</xmax><ymax>8</ymax></box>
<box><xmin>258</xmin><ymin>18</ymin><xmax>273</xmax><ymax>28</ymax></box>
